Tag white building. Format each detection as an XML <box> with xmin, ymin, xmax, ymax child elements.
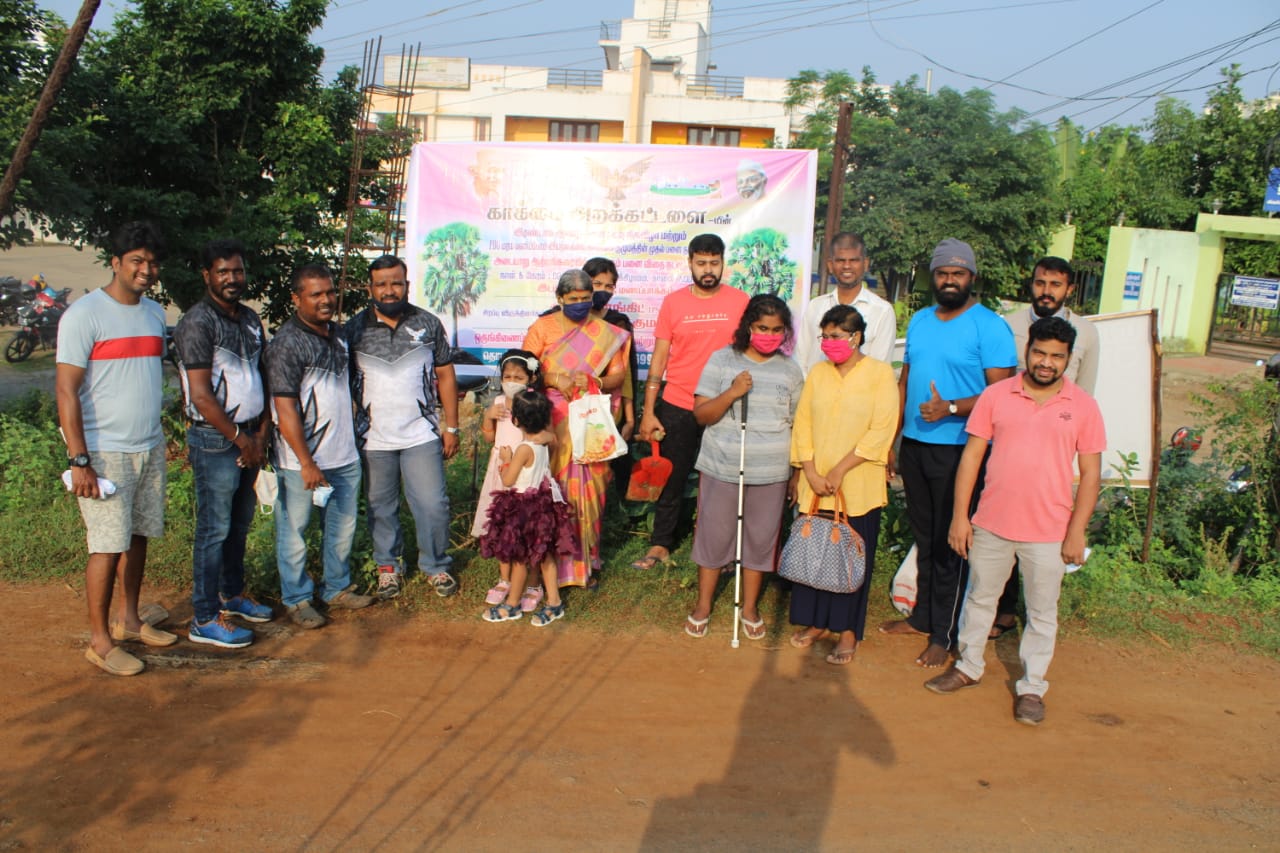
<box><xmin>376</xmin><ymin>0</ymin><xmax>800</xmax><ymax>148</ymax></box>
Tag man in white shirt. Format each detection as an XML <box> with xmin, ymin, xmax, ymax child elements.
<box><xmin>795</xmin><ymin>232</ymin><xmax>897</xmax><ymax>370</ymax></box>
<box><xmin>1004</xmin><ymin>256</ymin><xmax>1098</xmax><ymax>394</ymax></box>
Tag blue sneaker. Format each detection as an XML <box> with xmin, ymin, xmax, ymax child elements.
<box><xmin>189</xmin><ymin>615</ymin><xmax>254</xmax><ymax>649</ymax></box>
<box><xmin>220</xmin><ymin>593</ymin><xmax>274</xmax><ymax>623</ymax></box>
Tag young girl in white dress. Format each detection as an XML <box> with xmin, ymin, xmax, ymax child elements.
<box><xmin>474</xmin><ymin>350</ymin><xmax>553</xmax><ymax>610</ymax></box>
<box><xmin>479</xmin><ymin>389</ymin><xmax>576</xmax><ymax>626</ymax></box>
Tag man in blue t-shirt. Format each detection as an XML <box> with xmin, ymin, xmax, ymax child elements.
<box><xmin>881</xmin><ymin>238</ymin><xmax>1016</xmax><ymax>669</ymax></box>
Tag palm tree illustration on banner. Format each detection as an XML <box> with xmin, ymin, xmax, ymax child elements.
<box><xmin>728</xmin><ymin>228</ymin><xmax>798</xmax><ymax>300</ymax></box>
<box><xmin>420</xmin><ymin>222</ymin><xmax>490</xmax><ymax>346</ymax></box>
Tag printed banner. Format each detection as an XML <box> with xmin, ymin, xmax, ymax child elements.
<box><xmin>403</xmin><ymin>142</ymin><xmax>818</xmax><ymax>369</ymax></box>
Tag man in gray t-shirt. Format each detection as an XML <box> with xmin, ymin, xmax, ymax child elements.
<box><xmin>56</xmin><ymin>221</ymin><xmax>177</xmax><ymax>677</ymax></box>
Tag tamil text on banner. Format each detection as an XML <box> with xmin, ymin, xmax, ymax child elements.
<box><xmin>402</xmin><ymin>142</ymin><xmax>818</xmax><ymax>369</ymax></box>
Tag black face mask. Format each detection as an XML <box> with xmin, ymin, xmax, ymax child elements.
<box><xmin>375</xmin><ymin>296</ymin><xmax>409</xmax><ymax>318</ymax></box>
<box><xmin>591</xmin><ymin>290</ymin><xmax>612</xmax><ymax>311</ymax></box>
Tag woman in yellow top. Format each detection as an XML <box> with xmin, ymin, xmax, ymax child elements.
<box><xmin>789</xmin><ymin>304</ymin><xmax>899</xmax><ymax>664</ymax></box>
<box><xmin>522</xmin><ymin>269</ymin><xmax>631</xmax><ymax>589</ymax></box>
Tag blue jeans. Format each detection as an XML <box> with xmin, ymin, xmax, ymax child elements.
<box><xmin>187</xmin><ymin>425</ymin><xmax>257</xmax><ymax>622</ymax></box>
<box><xmin>274</xmin><ymin>460</ymin><xmax>361</xmax><ymax>606</ymax></box>
<box><xmin>363</xmin><ymin>440</ymin><xmax>453</xmax><ymax>576</ymax></box>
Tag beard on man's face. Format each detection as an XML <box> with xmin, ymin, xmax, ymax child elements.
<box><xmin>934</xmin><ymin>282</ymin><xmax>971</xmax><ymax>309</ymax></box>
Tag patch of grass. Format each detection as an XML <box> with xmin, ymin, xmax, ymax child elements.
<box><xmin>2</xmin><ymin>390</ymin><xmax>1278</xmax><ymax>658</ymax></box>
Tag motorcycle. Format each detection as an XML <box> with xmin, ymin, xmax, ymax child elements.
<box><xmin>0</xmin><ymin>275</ymin><xmax>36</xmax><ymax>327</ymax></box>
<box><xmin>4</xmin><ymin>286</ymin><xmax>70</xmax><ymax>363</ymax></box>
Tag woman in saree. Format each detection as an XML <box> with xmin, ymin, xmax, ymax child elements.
<box><xmin>522</xmin><ymin>269</ymin><xmax>631</xmax><ymax>588</ymax></box>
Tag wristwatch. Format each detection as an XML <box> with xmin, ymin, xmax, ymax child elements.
<box><xmin>69</xmin><ymin>452</ymin><xmax>92</xmax><ymax>468</ymax></box>
<box><xmin>445</xmin><ymin>427</ymin><xmax>460</xmax><ymax>435</ymax></box>
<box><xmin>947</xmin><ymin>401</ymin><xmax>958</xmax><ymax>416</ymax></box>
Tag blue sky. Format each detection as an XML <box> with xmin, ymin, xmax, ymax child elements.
<box><xmin>42</xmin><ymin>0</ymin><xmax>1280</xmax><ymax>131</ymax></box>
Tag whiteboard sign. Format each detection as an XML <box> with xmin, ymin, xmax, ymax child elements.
<box><xmin>1089</xmin><ymin>310</ymin><xmax>1157</xmax><ymax>486</ymax></box>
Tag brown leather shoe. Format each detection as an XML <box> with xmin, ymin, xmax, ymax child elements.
<box><xmin>1015</xmin><ymin>693</ymin><xmax>1045</xmax><ymax>726</ymax></box>
<box><xmin>924</xmin><ymin>665</ymin><xmax>981</xmax><ymax>694</ymax></box>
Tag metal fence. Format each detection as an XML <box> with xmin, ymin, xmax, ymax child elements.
<box><xmin>686</xmin><ymin>74</ymin><xmax>744</xmax><ymax>98</ymax></box>
<box><xmin>1212</xmin><ymin>272</ymin><xmax>1280</xmax><ymax>343</ymax></box>
<box><xmin>547</xmin><ymin>68</ymin><xmax>604</xmax><ymax>89</ymax></box>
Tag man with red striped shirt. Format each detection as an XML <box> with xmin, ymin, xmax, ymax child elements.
<box><xmin>56</xmin><ymin>221</ymin><xmax>175</xmax><ymax>676</ymax></box>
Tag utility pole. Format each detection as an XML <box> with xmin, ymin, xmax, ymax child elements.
<box><xmin>815</xmin><ymin>100</ymin><xmax>852</xmax><ymax>297</ymax></box>
<box><xmin>0</xmin><ymin>0</ymin><xmax>102</xmax><ymax>217</ymax></box>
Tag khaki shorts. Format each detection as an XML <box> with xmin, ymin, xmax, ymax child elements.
<box><xmin>77</xmin><ymin>445</ymin><xmax>166</xmax><ymax>554</ymax></box>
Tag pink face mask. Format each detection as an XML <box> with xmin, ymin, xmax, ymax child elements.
<box><xmin>820</xmin><ymin>338</ymin><xmax>856</xmax><ymax>364</ymax></box>
<box><xmin>751</xmin><ymin>332</ymin><xmax>784</xmax><ymax>355</ymax></box>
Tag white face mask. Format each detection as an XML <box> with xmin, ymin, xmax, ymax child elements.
<box><xmin>501</xmin><ymin>381</ymin><xmax>527</xmax><ymax>398</ymax></box>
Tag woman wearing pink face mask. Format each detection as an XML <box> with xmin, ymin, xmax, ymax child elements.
<box><xmin>788</xmin><ymin>303</ymin><xmax>899</xmax><ymax>664</ymax></box>
<box><xmin>683</xmin><ymin>294</ymin><xmax>805</xmax><ymax>639</ymax></box>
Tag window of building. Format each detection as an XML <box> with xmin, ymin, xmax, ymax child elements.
<box><xmin>549</xmin><ymin>120</ymin><xmax>600</xmax><ymax>143</ymax></box>
<box><xmin>687</xmin><ymin>126</ymin><xmax>741</xmax><ymax>147</ymax></box>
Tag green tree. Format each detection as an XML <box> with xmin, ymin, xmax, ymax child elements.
<box><xmin>419</xmin><ymin>222</ymin><xmax>489</xmax><ymax>346</ymax></box>
<box><xmin>0</xmin><ymin>0</ymin><xmax>76</xmax><ymax>246</ymax></box>
<box><xmin>788</xmin><ymin>71</ymin><xmax>1057</xmax><ymax>298</ymax></box>
<box><xmin>727</xmin><ymin>228</ymin><xmax>798</xmax><ymax>300</ymax></box>
<box><xmin>6</xmin><ymin>0</ymin><xmax>368</xmax><ymax>325</ymax></box>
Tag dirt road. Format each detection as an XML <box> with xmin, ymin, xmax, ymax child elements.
<box><xmin>0</xmin><ymin>581</ymin><xmax>1276</xmax><ymax>851</ymax></box>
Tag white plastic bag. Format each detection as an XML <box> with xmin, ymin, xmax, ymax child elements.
<box><xmin>253</xmin><ymin>468</ymin><xmax>278</xmax><ymax>514</ymax></box>
<box><xmin>890</xmin><ymin>544</ymin><xmax>918</xmax><ymax>616</ymax></box>
<box><xmin>567</xmin><ymin>392</ymin><xmax>627</xmax><ymax>463</ymax></box>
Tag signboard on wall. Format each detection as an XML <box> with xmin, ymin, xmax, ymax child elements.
<box><xmin>1265</xmin><ymin>167</ymin><xmax>1280</xmax><ymax>213</ymax></box>
<box><xmin>1123</xmin><ymin>271</ymin><xmax>1143</xmax><ymax>300</ymax></box>
<box><xmin>402</xmin><ymin>142</ymin><xmax>818</xmax><ymax>367</ymax></box>
<box><xmin>385</xmin><ymin>56</ymin><xmax>471</xmax><ymax>89</ymax></box>
<box><xmin>1230</xmin><ymin>275</ymin><xmax>1280</xmax><ymax>310</ymax></box>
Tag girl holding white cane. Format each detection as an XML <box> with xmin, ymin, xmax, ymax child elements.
<box><xmin>683</xmin><ymin>294</ymin><xmax>804</xmax><ymax>639</ymax></box>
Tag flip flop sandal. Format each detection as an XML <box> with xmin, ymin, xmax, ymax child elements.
<box><xmin>790</xmin><ymin>630</ymin><xmax>823</xmax><ymax>649</ymax></box>
<box><xmin>826</xmin><ymin>646</ymin><xmax>857</xmax><ymax>666</ymax></box>
<box><xmin>630</xmin><ymin>553</ymin><xmax>669</xmax><ymax>570</ymax></box>
<box><xmin>684</xmin><ymin>614</ymin><xmax>709</xmax><ymax>638</ymax></box>
<box><xmin>988</xmin><ymin>622</ymin><xmax>1017</xmax><ymax>640</ymax></box>
<box><xmin>741</xmin><ymin>616</ymin><xmax>766</xmax><ymax>641</ymax></box>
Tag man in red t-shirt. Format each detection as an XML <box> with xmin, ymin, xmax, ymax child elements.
<box><xmin>633</xmin><ymin>234</ymin><xmax>749</xmax><ymax>569</ymax></box>
<box><xmin>923</xmin><ymin>316</ymin><xmax>1105</xmax><ymax>726</ymax></box>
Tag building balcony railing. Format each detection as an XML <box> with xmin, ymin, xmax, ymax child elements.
<box><xmin>686</xmin><ymin>74</ymin><xmax>745</xmax><ymax>99</ymax></box>
<box><xmin>547</xmin><ymin>68</ymin><xmax>604</xmax><ymax>89</ymax></box>
<box><xmin>599</xmin><ymin>20</ymin><xmax>620</xmax><ymax>41</ymax></box>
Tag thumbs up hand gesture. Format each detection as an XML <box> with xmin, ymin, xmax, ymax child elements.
<box><xmin>919</xmin><ymin>380</ymin><xmax>953</xmax><ymax>423</ymax></box>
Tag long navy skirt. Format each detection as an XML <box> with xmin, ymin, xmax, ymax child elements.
<box><xmin>787</xmin><ymin>507</ymin><xmax>882</xmax><ymax>641</ymax></box>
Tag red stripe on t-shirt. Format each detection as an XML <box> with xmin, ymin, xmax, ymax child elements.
<box><xmin>89</xmin><ymin>336</ymin><xmax>164</xmax><ymax>361</ymax></box>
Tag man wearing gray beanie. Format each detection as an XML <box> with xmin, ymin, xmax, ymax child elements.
<box><xmin>880</xmin><ymin>238</ymin><xmax>1017</xmax><ymax>668</ymax></box>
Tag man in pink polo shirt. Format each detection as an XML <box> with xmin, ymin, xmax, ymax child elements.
<box><xmin>923</xmin><ymin>316</ymin><xmax>1105</xmax><ymax>726</ymax></box>
<box><xmin>633</xmin><ymin>233</ymin><xmax>749</xmax><ymax>570</ymax></box>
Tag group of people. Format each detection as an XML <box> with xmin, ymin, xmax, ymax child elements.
<box><xmin>59</xmin><ymin>222</ymin><xmax>1105</xmax><ymax>728</ymax></box>
<box><xmin>60</xmin><ymin>223</ymin><xmax>464</xmax><ymax>674</ymax></box>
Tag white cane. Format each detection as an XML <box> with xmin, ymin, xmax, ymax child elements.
<box><xmin>731</xmin><ymin>392</ymin><xmax>749</xmax><ymax>649</ymax></box>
